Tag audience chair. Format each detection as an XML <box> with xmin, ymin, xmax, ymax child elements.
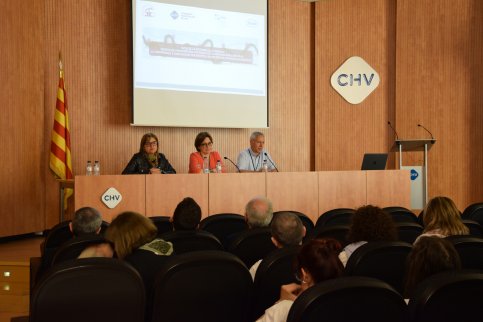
<box><xmin>30</xmin><ymin>258</ymin><xmax>145</xmax><ymax>322</ymax></box>
<box><xmin>199</xmin><ymin>213</ymin><xmax>248</xmax><ymax>248</ymax></box>
<box><xmin>315</xmin><ymin>208</ymin><xmax>355</xmax><ymax>228</ymax></box>
<box><xmin>149</xmin><ymin>216</ymin><xmax>173</xmax><ymax>235</ymax></box>
<box><xmin>408</xmin><ymin>270</ymin><xmax>483</xmax><ymax>322</ymax></box>
<box><xmin>253</xmin><ymin>246</ymin><xmax>300</xmax><ymax>320</ymax></box>
<box><xmin>446</xmin><ymin>235</ymin><xmax>483</xmax><ymax>270</ymax></box>
<box><xmin>462</xmin><ymin>202</ymin><xmax>483</xmax><ymax>226</ymax></box>
<box><xmin>462</xmin><ymin>219</ymin><xmax>483</xmax><ymax>238</ymax></box>
<box><xmin>344</xmin><ymin>241</ymin><xmax>413</xmax><ymax>294</ymax></box>
<box><xmin>273</xmin><ymin>211</ymin><xmax>315</xmax><ymax>237</ymax></box>
<box><xmin>50</xmin><ymin>235</ymin><xmax>107</xmax><ymax>267</ymax></box>
<box><xmin>306</xmin><ymin>224</ymin><xmax>350</xmax><ymax>247</ymax></box>
<box><xmin>287</xmin><ymin>276</ymin><xmax>407</xmax><ymax>322</ymax></box>
<box><xmin>160</xmin><ymin>230</ymin><xmax>223</xmax><ymax>254</ymax></box>
<box><xmin>151</xmin><ymin>250</ymin><xmax>253</xmax><ymax>322</ymax></box>
<box><xmin>41</xmin><ymin>221</ymin><xmax>73</xmax><ymax>255</ymax></box>
<box><xmin>396</xmin><ymin>222</ymin><xmax>424</xmax><ymax>244</ymax></box>
<box><xmin>383</xmin><ymin>206</ymin><xmax>420</xmax><ymax>224</ymax></box>
<box><xmin>228</xmin><ymin>227</ymin><xmax>276</xmax><ymax>268</ymax></box>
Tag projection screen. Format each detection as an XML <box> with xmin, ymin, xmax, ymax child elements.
<box><xmin>132</xmin><ymin>0</ymin><xmax>268</xmax><ymax>128</ymax></box>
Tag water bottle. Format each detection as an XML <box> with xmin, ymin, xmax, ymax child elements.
<box><xmin>86</xmin><ymin>161</ymin><xmax>93</xmax><ymax>176</ymax></box>
<box><xmin>216</xmin><ymin>160</ymin><xmax>222</xmax><ymax>173</ymax></box>
<box><xmin>93</xmin><ymin>161</ymin><xmax>100</xmax><ymax>176</ymax></box>
<box><xmin>203</xmin><ymin>157</ymin><xmax>210</xmax><ymax>174</ymax></box>
<box><xmin>262</xmin><ymin>160</ymin><xmax>268</xmax><ymax>172</ymax></box>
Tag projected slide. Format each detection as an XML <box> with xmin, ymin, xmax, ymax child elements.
<box><xmin>134</xmin><ymin>1</ymin><xmax>266</xmax><ymax>96</ymax></box>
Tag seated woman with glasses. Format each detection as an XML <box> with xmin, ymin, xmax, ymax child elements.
<box><xmin>256</xmin><ymin>238</ymin><xmax>344</xmax><ymax>322</ymax></box>
<box><xmin>189</xmin><ymin>131</ymin><xmax>225</xmax><ymax>173</ymax></box>
<box><xmin>122</xmin><ymin>133</ymin><xmax>176</xmax><ymax>174</ymax></box>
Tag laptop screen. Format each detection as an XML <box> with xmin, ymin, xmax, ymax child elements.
<box><xmin>361</xmin><ymin>153</ymin><xmax>388</xmax><ymax>170</ymax></box>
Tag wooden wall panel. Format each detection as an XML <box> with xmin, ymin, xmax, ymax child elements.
<box><xmin>314</xmin><ymin>0</ymin><xmax>396</xmax><ymax>171</ymax></box>
<box><xmin>40</xmin><ymin>0</ymin><xmax>313</xmax><ymax>229</ymax></box>
<box><xmin>396</xmin><ymin>0</ymin><xmax>483</xmax><ymax>210</ymax></box>
<box><xmin>0</xmin><ymin>1</ymin><xmax>45</xmax><ymax>236</ymax></box>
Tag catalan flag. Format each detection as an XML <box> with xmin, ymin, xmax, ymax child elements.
<box><xmin>49</xmin><ymin>56</ymin><xmax>73</xmax><ymax>210</ymax></box>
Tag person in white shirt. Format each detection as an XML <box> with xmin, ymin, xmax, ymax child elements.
<box><xmin>237</xmin><ymin>132</ymin><xmax>277</xmax><ymax>172</ymax></box>
<box><xmin>256</xmin><ymin>238</ymin><xmax>344</xmax><ymax>322</ymax></box>
<box><xmin>250</xmin><ymin>212</ymin><xmax>306</xmax><ymax>280</ymax></box>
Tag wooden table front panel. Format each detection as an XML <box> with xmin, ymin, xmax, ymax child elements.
<box><xmin>146</xmin><ymin>174</ymin><xmax>209</xmax><ymax>218</ymax></box>
<box><xmin>75</xmin><ymin>175</ymin><xmax>145</xmax><ymax>222</ymax></box>
<box><xmin>266</xmin><ymin>172</ymin><xmax>319</xmax><ymax>224</ymax></box>
<box><xmin>318</xmin><ymin>171</ymin><xmax>367</xmax><ymax>217</ymax></box>
<box><xmin>366</xmin><ymin>170</ymin><xmax>410</xmax><ymax>208</ymax></box>
<box><xmin>208</xmin><ymin>173</ymin><xmax>266</xmax><ymax>215</ymax></box>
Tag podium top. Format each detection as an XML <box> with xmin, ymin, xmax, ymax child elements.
<box><xmin>391</xmin><ymin>139</ymin><xmax>436</xmax><ymax>152</ymax></box>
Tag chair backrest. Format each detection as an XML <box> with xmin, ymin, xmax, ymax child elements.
<box><xmin>316</xmin><ymin>208</ymin><xmax>355</xmax><ymax>227</ymax></box>
<box><xmin>462</xmin><ymin>219</ymin><xmax>483</xmax><ymax>238</ymax></box>
<box><xmin>151</xmin><ymin>251</ymin><xmax>253</xmax><ymax>322</ymax></box>
<box><xmin>228</xmin><ymin>227</ymin><xmax>276</xmax><ymax>268</ymax></box>
<box><xmin>199</xmin><ymin>213</ymin><xmax>248</xmax><ymax>248</ymax></box>
<box><xmin>253</xmin><ymin>246</ymin><xmax>300</xmax><ymax>320</ymax></box>
<box><xmin>383</xmin><ymin>206</ymin><xmax>420</xmax><ymax>224</ymax></box>
<box><xmin>344</xmin><ymin>241</ymin><xmax>413</xmax><ymax>294</ymax></box>
<box><xmin>273</xmin><ymin>211</ymin><xmax>315</xmax><ymax>237</ymax></box>
<box><xmin>462</xmin><ymin>202</ymin><xmax>483</xmax><ymax>226</ymax></box>
<box><xmin>408</xmin><ymin>270</ymin><xmax>483</xmax><ymax>322</ymax></box>
<box><xmin>445</xmin><ymin>235</ymin><xmax>483</xmax><ymax>270</ymax></box>
<box><xmin>396</xmin><ymin>222</ymin><xmax>423</xmax><ymax>244</ymax></box>
<box><xmin>306</xmin><ymin>225</ymin><xmax>350</xmax><ymax>246</ymax></box>
<box><xmin>160</xmin><ymin>230</ymin><xmax>223</xmax><ymax>254</ymax></box>
<box><xmin>149</xmin><ymin>216</ymin><xmax>174</xmax><ymax>235</ymax></box>
<box><xmin>51</xmin><ymin>235</ymin><xmax>107</xmax><ymax>267</ymax></box>
<box><xmin>30</xmin><ymin>258</ymin><xmax>145</xmax><ymax>322</ymax></box>
<box><xmin>287</xmin><ymin>276</ymin><xmax>407</xmax><ymax>322</ymax></box>
<box><xmin>42</xmin><ymin>221</ymin><xmax>73</xmax><ymax>251</ymax></box>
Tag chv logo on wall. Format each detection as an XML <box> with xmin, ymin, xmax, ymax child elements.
<box><xmin>330</xmin><ymin>56</ymin><xmax>380</xmax><ymax>104</ymax></box>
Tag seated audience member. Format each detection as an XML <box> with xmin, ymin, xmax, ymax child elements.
<box><xmin>256</xmin><ymin>238</ymin><xmax>344</xmax><ymax>322</ymax></box>
<box><xmin>415</xmin><ymin>196</ymin><xmax>469</xmax><ymax>243</ymax></box>
<box><xmin>237</xmin><ymin>131</ymin><xmax>277</xmax><ymax>172</ymax></box>
<box><xmin>105</xmin><ymin>211</ymin><xmax>173</xmax><ymax>321</ymax></box>
<box><xmin>246</xmin><ymin>196</ymin><xmax>274</xmax><ymax>229</ymax></box>
<box><xmin>172</xmin><ymin>197</ymin><xmax>202</xmax><ymax>231</ymax></box>
<box><xmin>250</xmin><ymin>212</ymin><xmax>306</xmax><ymax>280</ymax></box>
<box><xmin>404</xmin><ymin>236</ymin><xmax>461</xmax><ymax>299</ymax></box>
<box><xmin>189</xmin><ymin>132</ymin><xmax>225</xmax><ymax>173</ymax></box>
<box><xmin>69</xmin><ymin>206</ymin><xmax>103</xmax><ymax>236</ymax></box>
<box><xmin>122</xmin><ymin>132</ymin><xmax>176</xmax><ymax>174</ymax></box>
<box><xmin>37</xmin><ymin>207</ymin><xmax>105</xmax><ymax>279</ymax></box>
<box><xmin>339</xmin><ymin>205</ymin><xmax>398</xmax><ymax>266</ymax></box>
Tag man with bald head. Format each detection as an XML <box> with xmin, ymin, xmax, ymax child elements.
<box><xmin>245</xmin><ymin>196</ymin><xmax>274</xmax><ymax>228</ymax></box>
<box><xmin>237</xmin><ymin>132</ymin><xmax>277</xmax><ymax>172</ymax></box>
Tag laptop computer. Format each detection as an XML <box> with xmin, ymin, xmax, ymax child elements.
<box><xmin>361</xmin><ymin>153</ymin><xmax>388</xmax><ymax>170</ymax></box>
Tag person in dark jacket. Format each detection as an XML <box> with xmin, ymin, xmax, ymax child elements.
<box><xmin>122</xmin><ymin>133</ymin><xmax>176</xmax><ymax>174</ymax></box>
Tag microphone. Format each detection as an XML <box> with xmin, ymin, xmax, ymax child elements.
<box><xmin>264</xmin><ymin>153</ymin><xmax>279</xmax><ymax>172</ymax></box>
<box><xmin>418</xmin><ymin>124</ymin><xmax>435</xmax><ymax>143</ymax></box>
<box><xmin>387</xmin><ymin>121</ymin><xmax>399</xmax><ymax>141</ymax></box>
<box><xmin>223</xmin><ymin>156</ymin><xmax>240</xmax><ymax>173</ymax></box>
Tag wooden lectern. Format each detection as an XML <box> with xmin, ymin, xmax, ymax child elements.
<box><xmin>392</xmin><ymin>139</ymin><xmax>436</xmax><ymax>208</ymax></box>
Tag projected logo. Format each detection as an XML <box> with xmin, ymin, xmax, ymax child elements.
<box><xmin>144</xmin><ymin>7</ymin><xmax>155</xmax><ymax>17</ymax></box>
<box><xmin>170</xmin><ymin>11</ymin><xmax>179</xmax><ymax>19</ymax></box>
<box><xmin>410</xmin><ymin>169</ymin><xmax>419</xmax><ymax>181</ymax></box>
<box><xmin>101</xmin><ymin>187</ymin><xmax>123</xmax><ymax>209</ymax></box>
<box><xmin>330</xmin><ymin>56</ymin><xmax>380</xmax><ymax>104</ymax></box>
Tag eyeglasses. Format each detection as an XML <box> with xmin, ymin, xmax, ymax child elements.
<box><xmin>294</xmin><ymin>270</ymin><xmax>303</xmax><ymax>283</ymax></box>
<box><xmin>144</xmin><ymin>141</ymin><xmax>158</xmax><ymax>147</ymax></box>
<box><xmin>200</xmin><ymin>142</ymin><xmax>213</xmax><ymax>148</ymax></box>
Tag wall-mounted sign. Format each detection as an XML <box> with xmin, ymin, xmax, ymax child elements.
<box><xmin>101</xmin><ymin>187</ymin><xmax>123</xmax><ymax>209</ymax></box>
<box><xmin>330</xmin><ymin>56</ymin><xmax>380</xmax><ymax>104</ymax></box>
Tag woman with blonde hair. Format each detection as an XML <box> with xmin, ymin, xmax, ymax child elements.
<box><xmin>416</xmin><ymin>196</ymin><xmax>469</xmax><ymax>243</ymax></box>
<box><xmin>105</xmin><ymin>211</ymin><xmax>173</xmax><ymax>321</ymax></box>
